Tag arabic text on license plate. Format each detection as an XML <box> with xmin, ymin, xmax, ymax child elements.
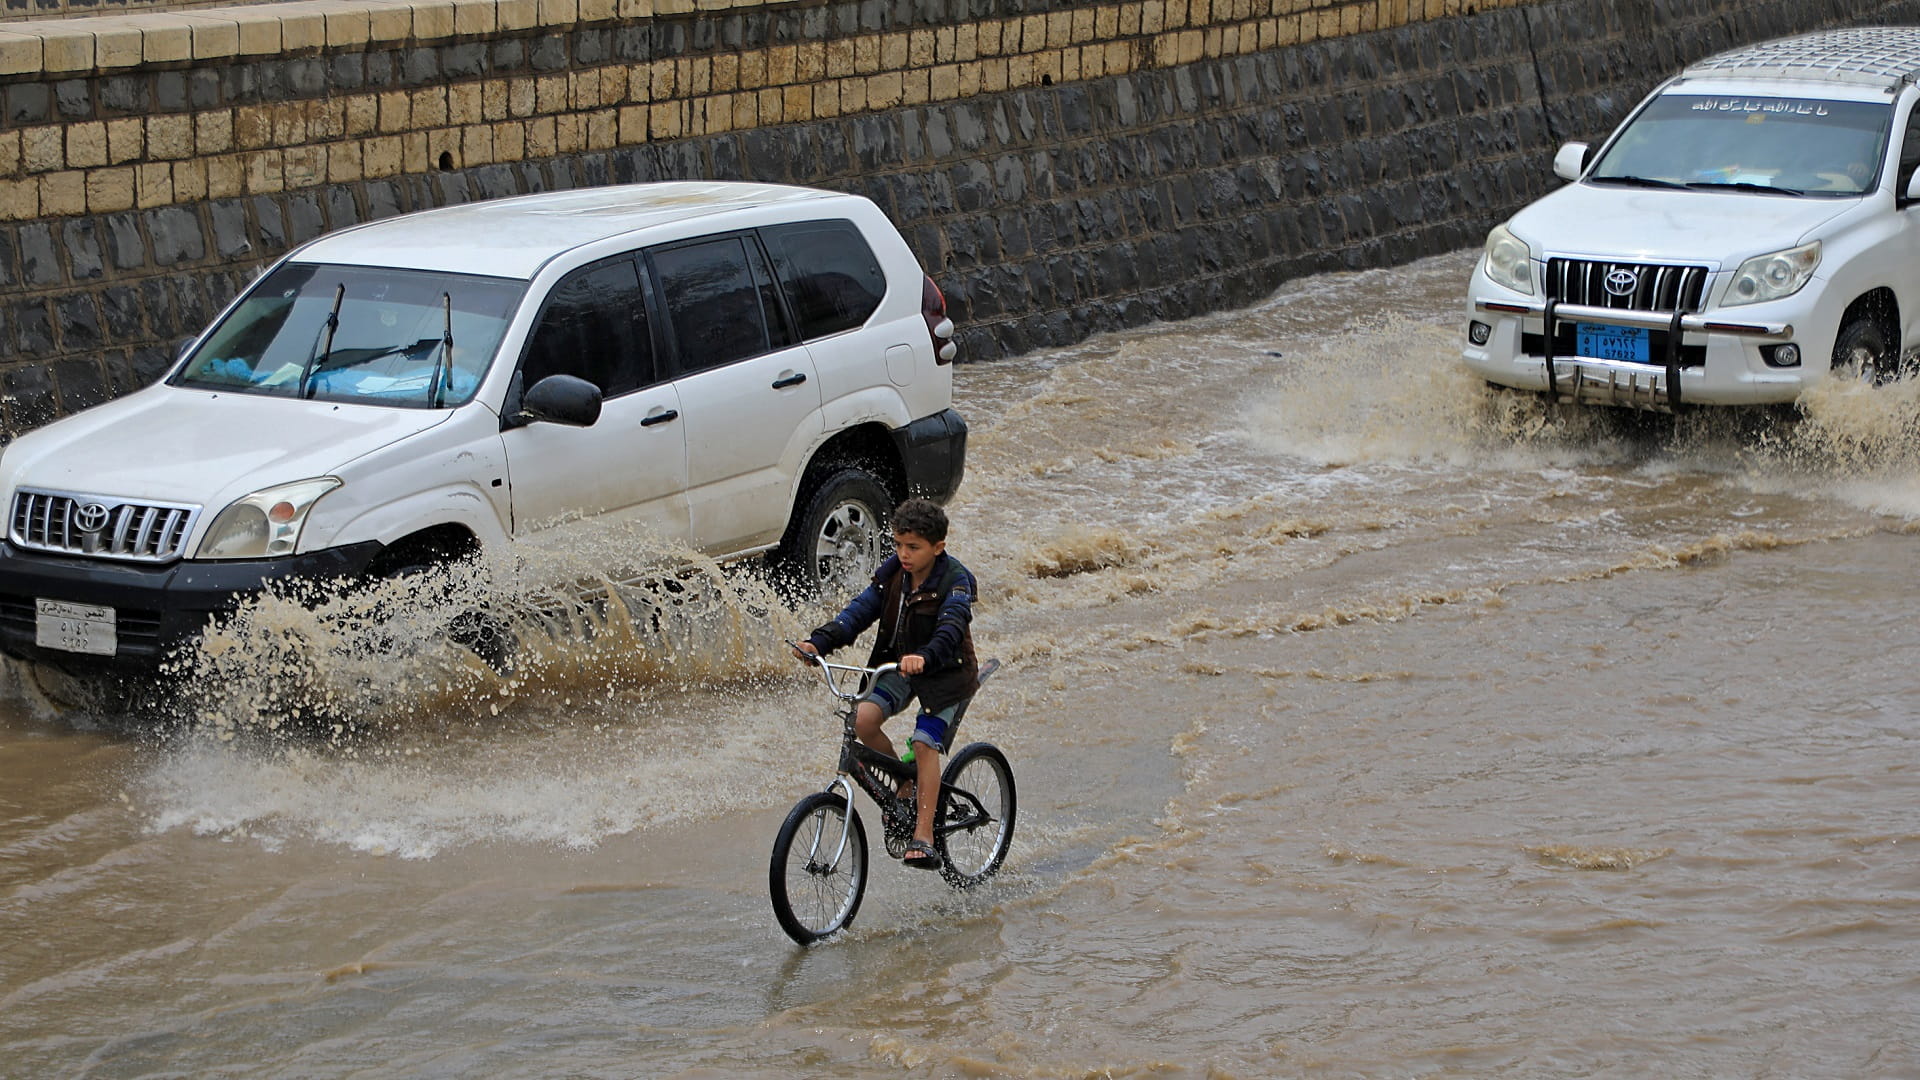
<box><xmin>35</xmin><ymin>599</ymin><xmax>116</xmax><ymax>656</ymax></box>
<box><xmin>1577</xmin><ymin>323</ymin><xmax>1651</xmax><ymax>363</ymax></box>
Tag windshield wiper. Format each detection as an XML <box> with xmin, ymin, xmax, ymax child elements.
<box><xmin>1684</xmin><ymin>180</ymin><xmax>1806</xmax><ymax>197</ymax></box>
<box><xmin>427</xmin><ymin>292</ymin><xmax>454</xmax><ymax>408</ymax></box>
<box><xmin>1586</xmin><ymin>174</ymin><xmax>1689</xmax><ymax>190</ymax></box>
<box><xmin>298</xmin><ymin>283</ymin><xmax>346</xmax><ymax>400</ymax></box>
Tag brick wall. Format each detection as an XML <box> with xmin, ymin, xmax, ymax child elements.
<box><xmin>1</xmin><ymin>0</ymin><xmax>1917</xmax><ymax>435</ymax></box>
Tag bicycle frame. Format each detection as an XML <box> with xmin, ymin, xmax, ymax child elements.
<box><xmin>790</xmin><ymin>646</ymin><xmax>1000</xmax><ymax>855</ymax></box>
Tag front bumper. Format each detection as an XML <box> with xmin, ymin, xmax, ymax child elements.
<box><xmin>892</xmin><ymin>408</ymin><xmax>968</xmax><ymax>503</ymax></box>
<box><xmin>0</xmin><ymin>540</ymin><xmax>384</xmax><ymax>671</ymax></box>
<box><xmin>1469</xmin><ymin>296</ymin><xmax>1800</xmax><ymax>409</ymax></box>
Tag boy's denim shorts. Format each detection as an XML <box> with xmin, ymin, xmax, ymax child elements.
<box><xmin>861</xmin><ymin>670</ymin><xmax>964</xmax><ymax>752</ymax></box>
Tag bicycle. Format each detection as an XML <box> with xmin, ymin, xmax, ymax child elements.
<box><xmin>769</xmin><ymin>644</ymin><xmax>1016</xmax><ymax>944</ymax></box>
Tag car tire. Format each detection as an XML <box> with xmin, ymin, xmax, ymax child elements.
<box><xmin>776</xmin><ymin>467</ymin><xmax>893</xmax><ymax>602</ymax></box>
<box><xmin>373</xmin><ymin>554</ymin><xmax>515</xmax><ymax>675</ymax></box>
<box><xmin>1832</xmin><ymin>316</ymin><xmax>1899</xmax><ymax>383</ymax></box>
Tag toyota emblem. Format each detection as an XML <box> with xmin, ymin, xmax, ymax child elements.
<box><xmin>1603</xmin><ymin>268</ymin><xmax>1639</xmax><ymax>297</ymax></box>
<box><xmin>73</xmin><ymin>502</ymin><xmax>111</xmax><ymax>533</ymax></box>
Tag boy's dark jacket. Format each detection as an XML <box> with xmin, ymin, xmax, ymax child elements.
<box><xmin>806</xmin><ymin>551</ymin><xmax>979</xmax><ymax>712</ymax></box>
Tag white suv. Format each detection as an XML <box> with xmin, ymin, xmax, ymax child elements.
<box><xmin>0</xmin><ymin>182</ymin><xmax>964</xmax><ymax>673</ymax></box>
<box><xmin>1465</xmin><ymin>27</ymin><xmax>1920</xmax><ymax>410</ymax></box>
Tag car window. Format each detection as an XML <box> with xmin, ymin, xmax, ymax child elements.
<box><xmin>1899</xmin><ymin>104</ymin><xmax>1920</xmax><ymax>194</ymax></box>
<box><xmin>762</xmin><ymin>220</ymin><xmax>887</xmax><ymax>340</ymax></box>
<box><xmin>651</xmin><ymin>236</ymin><xmax>788</xmax><ymax>375</ymax></box>
<box><xmin>521</xmin><ymin>257</ymin><xmax>654</xmax><ymax>398</ymax></box>
<box><xmin>171</xmin><ymin>262</ymin><xmax>524</xmax><ymax>407</ymax></box>
<box><xmin>1590</xmin><ymin>93</ymin><xmax>1892</xmax><ymax>196</ymax></box>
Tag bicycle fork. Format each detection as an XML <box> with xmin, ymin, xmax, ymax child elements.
<box><xmin>805</xmin><ymin>775</ymin><xmax>859</xmax><ymax>875</ymax></box>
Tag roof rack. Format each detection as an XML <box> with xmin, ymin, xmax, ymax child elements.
<box><xmin>1684</xmin><ymin>27</ymin><xmax>1920</xmax><ymax>89</ymax></box>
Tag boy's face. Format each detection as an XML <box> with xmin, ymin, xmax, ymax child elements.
<box><xmin>894</xmin><ymin>530</ymin><xmax>944</xmax><ymax>578</ymax></box>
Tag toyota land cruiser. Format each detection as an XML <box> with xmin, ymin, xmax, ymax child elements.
<box><xmin>0</xmin><ymin>182</ymin><xmax>964</xmax><ymax>675</ymax></box>
<box><xmin>1465</xmin><ymin>27</ymin><xmax>1920</xmax><ymax>410</ymax></box>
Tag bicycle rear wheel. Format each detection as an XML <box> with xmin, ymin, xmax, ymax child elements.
<box><xmin>769</xmin><ymin>791</ymin><xmax>868</xmax><ymax>944</ymax></box>
<box><xmin>936</xmin><ymin>742</ymin><xmax>1016</xmax><ymax>888</ymax></box>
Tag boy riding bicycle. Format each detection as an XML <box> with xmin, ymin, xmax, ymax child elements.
<box><xmin>792</xmin><ymin>498</ymin><xmax>979</xmax><ymax>871</ymax></box>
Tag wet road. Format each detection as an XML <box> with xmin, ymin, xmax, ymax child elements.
<box><xmin>3</xmin><ymin>249</ymin><xmax>1919</xmax><ymax>1077</ymax></box>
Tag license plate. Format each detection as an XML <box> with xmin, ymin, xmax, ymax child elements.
<box><xmin>35</xmin><ymin>599</ymin><xmax>117</xmax><ymax>656</ymax></box>
<box><xmin>1576</xmin><ymin>323</ymin><xmax>1651</xmax><ymax>363</ymax></box>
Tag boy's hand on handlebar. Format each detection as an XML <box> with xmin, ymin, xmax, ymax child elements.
<box><xmin>899</xmin><ymin>653</ymin><xmax>926</xmax><ymax>675</ymax></box>
<box><xmin>791</xmin><ymin>641</ymin><xmax>820</xmax><ymax>662</ymax></box>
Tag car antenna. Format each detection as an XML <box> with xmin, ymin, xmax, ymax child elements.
<box><xmin>429</xmin><ymin>292</ymin><xmax>454</xmax><ymax>408</ymax></box>
<box><xmin>299</xmin><ymin>283</ymin><xmax>346</xmax><ymax>400</ymax></box>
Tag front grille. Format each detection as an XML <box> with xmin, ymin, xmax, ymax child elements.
<box><xmin>10</xmin><ymin>489</ymin><xmax>200</xmax><ymax>563</ymax></box>
<box><xmin>1547</xmin><ymin>259</ymin><xmax>1710</xmax><ymax>313</ymax></box>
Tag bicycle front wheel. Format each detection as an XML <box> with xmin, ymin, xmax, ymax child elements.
<box><xmin>769</xmin><ymin>791</ymin><xmax>868</xmax><ymax>944</ymax></box>
<box><xmin>936</xmin><ymin>742</ymin><xmax>1016</xmax><ymax>888</ymax></box>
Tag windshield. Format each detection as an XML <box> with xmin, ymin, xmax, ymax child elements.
<box><xmin>172</xmin><ymin>263</ymin><xmax>527</xmax><ymax>407</ymax></box>
<box><xmin>1589</xmin><ymin>93</ymin><xmax>1893</xmax><ymax>197</ymax></box>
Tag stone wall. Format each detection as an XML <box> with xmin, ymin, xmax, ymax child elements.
<box><xmin>1</xmin><ymin>0</ymin><xmax>1918</xmax><ymax>436</ymax></box>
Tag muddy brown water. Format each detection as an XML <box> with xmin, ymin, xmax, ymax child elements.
<box><xmin>4</xmin><ymin>250</ymin><xmax>1919</xmax><ymax>1078</ymax></box>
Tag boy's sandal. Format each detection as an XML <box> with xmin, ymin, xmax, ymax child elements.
<box><xmin>902</xmin><ymin>839</ymin><xmax>943</xmax><ymax>871</ymax></box>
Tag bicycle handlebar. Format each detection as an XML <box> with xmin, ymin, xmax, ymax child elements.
<box><xmin>787</xmin><ymin>640</ymin><xmax>899</xmax><ymax>702</ymax></box>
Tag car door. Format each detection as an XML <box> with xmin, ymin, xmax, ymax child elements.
<box><xmin>648</xmin><ymin>232</ymin><xmax>822</xmax><ymax>556</ymax></box>
<box><xmin>499</xmin><ymin>253</ymin><xmax>691</xmax><ymax>550</ymax></box>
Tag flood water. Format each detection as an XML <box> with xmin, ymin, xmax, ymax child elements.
<box><xmin>4</xmin><ymin>249</ymin><xmax>1919</xmax><ymax>1078</ymax></box>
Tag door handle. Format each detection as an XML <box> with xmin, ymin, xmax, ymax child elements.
<box><xmin>771</xmin><ymin>372</ymin><xmax>808</xmax><ymax>389</ymax></box>
<box><xmin>641</xmin><ymin>409</ymin><xmax>679</xmax><ymax>426</ymax></box>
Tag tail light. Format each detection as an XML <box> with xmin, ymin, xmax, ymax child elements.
<box><xmin>922</xmin><ymin>275</ymin><xmax>957</xmax><ymax>364</ymax></box>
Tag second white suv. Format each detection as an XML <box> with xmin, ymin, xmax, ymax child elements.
<box><xmin>0</xmin><ymin>181</ymin><xmax>965</xmax><ymax>675</ymax></box>
<box><xmin>1465</xmin><ymin>27</ymin><xmax>1920</xmax><ymax>410</ymax></box>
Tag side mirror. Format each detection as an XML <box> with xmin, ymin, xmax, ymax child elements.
<box><xmin>1904</xmin><ymin>169</ymin><xmax>1920</xmax><ymax>203</ymax></box>
<box><xmin>1553</xmin><ymin>142</ymin><xmax>1591</xmax><ymax>182</ymax></box>
<box><xmin>516</xmin><ymin>374</ymin><xmax>602</xmax><ymax>428</ymax></box>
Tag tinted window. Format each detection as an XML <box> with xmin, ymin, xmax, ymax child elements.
<box><xmin>763</xmin><ymin>220</ymin><xmax>886</xmax><ymax>339</ymax></box>
<box><xmin>522</xmin><ymin>258</ymin><xmax>653</xmax><ymax>398</ymax></box>
<box><xmin>652</xmin><ymin>237</ymin><xmax>780</xmax><ymax>374</ymax></box>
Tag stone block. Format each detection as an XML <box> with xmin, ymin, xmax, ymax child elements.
<box><xmin>85</xmin><ymin>167</ymin><xmax>135</xmax><ymax>213</ymax></box>
<box><xmin>579</xmin><ymin>0</ymin><xmax>617</xmax><ymax>21</ymax></box>
<box><xmin>38</xmin><ymin>26</ymin><xmax>94</xmax><ymax>73</ymax></box>
<box><xmin>229</xmin><ymin>10</ymin><xmax>284</xmax><ymax>54</ymax></box>
<box><xmin>284</xmin><ymin>145</ymin><xmax>324</xmax><ymax>188</ymax></box>
<box><xmin>321</xmin><ymin>7</ymin><xmax>372</xmax><ymax>48</ymax></box>
<box><xmin>141</xmin><ymin>19</ymin><xmax>193</xmax><ymax>64</ymax></box>
<box><xmin>540</xmin><ymin>0</ymin><xmax>579</xmax><ymax>23</ymax></box>
<box><xmin>39</xmin><ymin>171</ymin><xmax>85</xmax><ymax>217</ymax></box>
<box><xmin>407</xmin><ymin>0</ymin><xmax>457</xmax><ymax>42</ymax></box>
<box><xmin>362</xmin><ymin>0</ymin><xmax>415</xmax><ymax>42</ymax></box>
<box><xmin>497</xmin><ymin>0</ymin><xmax>538</xmax><ymax>31</ymax></box>
<box><xmin>0</xmin><ymin>179</ymin><xmax>37</xmax><ymax>222</ymax></box>
<box><xmin>245</xmin><ymin>150</ymin><xmax>285</xmax><ymax>194</ymax></box>
<box><xmin>148</xmin><ymin>114</ymin><xmax>194</xmax><ymax>160</ymax></box>
<box><xmin>175</xmin><ymin>14</ymin><xmax>241</xmax><ymax>60</ymax></box>
<box><xmin>66</xmin><ymin>123</ymin><xmax>107</xmax><ymax>169</ymax></box>
<box><xmin>452</xmin><ymin>0</ymin><xmax>498</xmax><ymax>37</ymax></box>
<box><xmin>87</xmin><ymin>22</ymin><xmax>146</xmax><ymax>70</ymax></box>
<box><xmin>278</xmin><ymin>10</ymin><xmax>326</xmax><ymax>51</ymax></box>
<box><xmin>327</xmin><ymin>142</ymin><xmax>364</xmax><ymax>183</ymax></box>
<box><xmin>364</xmin><ymin>134</ymin><xmax>405</xmax><ymax>176</ymax></box>
<box><xmin>0</xmin><ymin>32</ymin><xmax>39</xmax><ymax>78</ymax></box>
<box><xmin>171</xmin><ymin>158</ymin><xmax>207</xmax><ymax>202</ymax></box>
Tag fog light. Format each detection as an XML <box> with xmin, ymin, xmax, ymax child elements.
<box><xmin>1468</xmin><ymin>320</ymin><xmax>1492</xmax><ymax>346</ymax></box>
<box><xmin>1765</xmin><ymin>342</ymin><xmax>1802</xmax><ymax>368</ymax></box>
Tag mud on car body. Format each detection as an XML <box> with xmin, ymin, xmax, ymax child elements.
<box><xmin>0</xmin><ymin>181</ymin><xmax>964</xmax><ymax>676</ymax></box>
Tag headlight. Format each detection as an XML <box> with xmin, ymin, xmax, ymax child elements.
<box><xmin>1483</xmin><ymin>223</ymin><xmax>1535</xmax><ymax>295</ymax></box>
<box><xmin>198</xmin><ymin>478</ymin><xmax>341</xmax><ymax>560</ymax></box>
<box><xmin>1725</xmin><ymin>241</ymin><xmax>1820</xmax><ymax>307</ymax></box>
